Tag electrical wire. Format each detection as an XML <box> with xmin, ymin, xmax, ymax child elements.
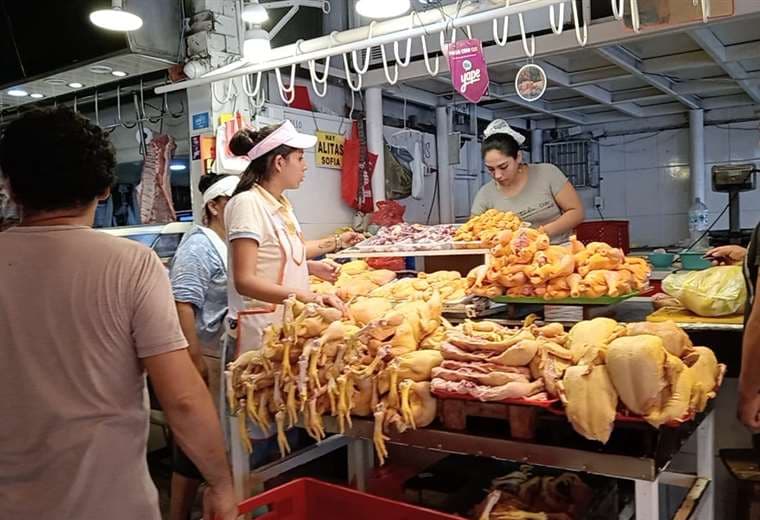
<box><xmin>426</xmin><ymin>168</ymin><xmax>440</xmax><ymax>225</ymax></box>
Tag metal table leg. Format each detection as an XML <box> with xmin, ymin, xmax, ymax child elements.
<box><xmin>635</xmin><ymin>478</ymin><xmax>660</xmax><ymax>520</ymax></box>
<box><xmin>347</xmin><ymin>438</ymin><xmax>374</xmax><ymax>491</ymax></box>
<box><xmin>696</xmin><ymin>411</ymin><xmax>715</xmax><ymax>520</ymax></box>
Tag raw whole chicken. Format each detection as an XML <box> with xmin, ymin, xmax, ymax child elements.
<box><xmin>559</xmin><ymin>364</ymin><xmax>618</xmax><ymax>443</ymax></box>
<box><xmin>431</xmin><ymin>378</ymin><xmax>545</xmax><ymax>401</ymax></box>
<box><xmin>606</xmin><ymin>335</ymin><xmax>668</xmax><ymax>416</ymax></box>
<box><xmin>567</xmin><ymin>318</ymin><xmax>626</xmax><ymax>363</ymax></box>
<box><xmin>626</xmin><ymin>321</ymin><xmax>694</xmax><ymax>358</ymax></box>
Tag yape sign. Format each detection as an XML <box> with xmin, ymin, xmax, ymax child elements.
<box><xmin>315</xmin><ymin>131</ymin><xmax>345</xmax><ymax>169</ymax></box>
<box><xmin>446</xmin><ymin>39</ymin><xmax>489</xmax><ymax>103</ymax></box>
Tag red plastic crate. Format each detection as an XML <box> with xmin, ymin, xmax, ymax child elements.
<box><xmin>234</xmin><ymin>478</ymin><xmax>463</xmax><ymax>520</ymax></box>
<box><xmin>575</xmin><ymin>220</ymin><xmax>630</xmax><ymax>254</ymax></box>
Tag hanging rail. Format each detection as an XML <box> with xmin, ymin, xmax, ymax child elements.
<box><xmin>155</xmin><ymin>0</ymin><xmax>568</xmax><ymax>94</ymax></box>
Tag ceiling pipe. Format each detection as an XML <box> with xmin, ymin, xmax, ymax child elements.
<box><xmin>155</xmin><ymin>0</ymin><xmax>567</xmax><ymax>94</ymax></box>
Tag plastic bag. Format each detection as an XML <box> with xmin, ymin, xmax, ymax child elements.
<box><xmin>662</xmin><ymin>265</ymin><xmax>746</xmax><ymax>317</ymax></box>
<box><xmin>370</xmin><ymin>200</ymin><xmax>406</xmax><ymax>227</ymax></box>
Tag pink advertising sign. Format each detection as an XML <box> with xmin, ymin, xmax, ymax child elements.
<box><xmin>446</xmin><ymin>38</ymin><xmax>489</xmax><ymax>103</ymax></box>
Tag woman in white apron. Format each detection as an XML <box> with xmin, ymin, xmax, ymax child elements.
<box><xmin>223</xmin><ymin>120</ymin><xmax>361</xmax><ymax>469</ymax></box>
<box><xmin>168</xmin><ymin>173</ymin><xmax>239</xmax><ymax>520</ymax></box>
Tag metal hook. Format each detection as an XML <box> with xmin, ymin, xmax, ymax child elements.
<box><xmin>243</xmin><ymin>72</ymin><xmax>263</xmax><ymax>98</ymax></box>
<box><xmin>212</xmin><ymin>79</ymin><xmax>235</xmax><ymax>104</ymax></box>
<box><xmin>307</xmin><ymin>36</ymin><xmax>331</xmax><ymax>98</ymax></box>
<box><xmin>275</xmin><ymin>65</ymin><xmax>297</xmax><ymax>104</ymax></box>
<box><xmin>493</xmin><ymin>0</ymin><xmax>511</xmax><ymax>47</ymax></box>
<box><xmin>351</xmin><ymin>21</ymin><xmax>374</xmax><ymax>74</ymax></box>
<box><xmin>439</xmin><ymin>24</ymin><xmax>456</xmax><ymax>52</ymax></box>
<box><xmin>518</xmin><ymin>13</ymin><xmax>535</xmax><ymax>58</ymax></box>
<box><xmin>94</xmin><ymin>91</ymin><xmax>100</xmax><ymax>127</ymax></box>
<box><xmin>379</xmin><ymin>42</ymin><xmax>399</xmax><ymax>85</ymax></box>
<box><xmin>393</xmin><ymin>16</ymin><xmax>414</xmax><ymax>67</ymax></box>
<box><xmin>611</xmin><ymin>0</ymin><xmax>624</xmax><ymax>19</ymax></box>
<box><xmin>571</xmin><ymin>0</ymin><xmax>587</xmax><ymax>46</ymax></box>
<box><xmin>342</xmin><ymin>53</ymin><xmax>363</xmax><ymax>91</ymax></box>
<box><xmin>420</xmin><ymin>32</ymin><xmax>439</xmax><ymax>76</ymax></box>
<box><xmin>630</xmin><ymin>0</ymin><xmax>640</xmax><ymax>32</ymax></box>
<box><xmin>699</xmin><ymin>0</ymin><xmax>710</xmax><ymax>23</ymax></box>
<box><xmin>464</xmin><ymin>25</ymin><xmax>472</xmax><ymax>39</ymax></box>
<box><xmin>549</xmin><ymin>2</ymin><xmax>565</xmax><ymax>34</ymax></box>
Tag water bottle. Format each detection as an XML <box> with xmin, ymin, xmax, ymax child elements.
<box><xmin>688</xmin><ymin>198</ymin><xmax>709</xmax><ymax>248</ymax></box>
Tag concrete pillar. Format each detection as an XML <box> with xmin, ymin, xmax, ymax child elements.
<box><xmin>436</xmin><ymin>105</ymin><xmax>454</xmax><ymax>224</ymax></box>
<box><xmin>531</xmin><ymin>127</ymin><xmax>543</xmax><ymax>163</ymax></box>
<box><xmin>689</xmin><ymin>109</ymin><xmax>706</xmax><ymax>204</ymax></box>
<box><xmin>365</xmin><ymin>87</ymin><xmax>385</xmax><ymax>207</ymax></box>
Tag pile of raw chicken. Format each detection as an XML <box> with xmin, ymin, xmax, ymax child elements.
<box><xmin>225</xmin><ymin>291</ymin><xmax>449</xmax><ymax>464</ymax></box>
<box><xmin>475</xmin><ymin>465</ymin><xmax>593</xmax><ymax>520</ymax></box>
<box><xmin>310</xmin><ymin>260</ymin><xmax>468</xmax><ymax>304</ymax></box>
<box><xmin>467</xmin><ymin>228</ymin><xmax>651</xmax><ymax>299</ymax></box>
<box><xmin>358</xmin><ymin>223</ymin><xmax>458</xmax><ymax>249</ymax></box>
<box><xmin>454</xmin><ymin>209</ymin><xmax>525</xmax><ymax>247</ymax></box>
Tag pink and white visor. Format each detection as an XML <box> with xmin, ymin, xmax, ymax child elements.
<box><xmin>246</xmin><ymin>120</ymin><xmax>317</xmax><ymax>161</ymax></box>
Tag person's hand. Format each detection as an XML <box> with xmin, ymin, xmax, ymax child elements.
<box><xmin>705</xmin><ymin>245</ymin><xmax>746</xmax><ymax>265</ymax></box>
<box><xmin>738</xmin><ymin>387</ymin><xmax>760</xmax><ymax>431</ymax></box>
<box><xmin>315</xmin><ymin>293</ymin><xmax>348</xmax><ymax>316</ymax></box>
<box><xmin>339</xmin><ymin>231</ymin><xmax>364</xmax><ymax>249</ymax></box>
<box><xmin>309</xmin><ymin>260</ymin><xmax>340</xmax><ymax>283</ymax></box>
<box><xmin>202</xmin><ymin>483</ymin><xmax>238</xmax><ymax>520</ymax></box>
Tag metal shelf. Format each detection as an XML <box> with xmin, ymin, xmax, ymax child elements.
<box><xmin>328</xmin><ymin>248</ymin><xmax>490</xmax><ymax>259</ymax></box>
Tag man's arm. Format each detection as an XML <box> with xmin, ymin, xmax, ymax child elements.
<box><xmin>740</xmin><ymin>274</ymin><xmax>760</xmax><ymax>430</ymax></box>
<box><xmin>143</xmin><ymin>350</ymin><xmax>237</xmax><ymax>502</ymax></box>
<box><xmin>175</xmin><ymin>302</ymin><xmax>209</xmax><ymax>382</ymax></box>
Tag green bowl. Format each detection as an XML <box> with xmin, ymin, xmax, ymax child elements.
<box><xmin>648</xmin><ymin>252</ymin><xmax>675</xmax><ymax>268</ymax></box>
<box><xmin>679</xmin><ymin>252</ymin><xmax>712</xmax><ymax>270</ymax></box>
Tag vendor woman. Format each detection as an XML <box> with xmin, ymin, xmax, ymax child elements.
<box><xmin>471</xmin><ymin>119</ymin><xmax>584</xmax><ymax>243</ymax></box>
<box><xmin>225</xmin><ymin>119</ymin><xmax>362</xmax><ymax>350</ymax></box>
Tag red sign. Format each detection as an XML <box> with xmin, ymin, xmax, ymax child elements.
<box><xmin>446</xmin><ymin>39</ymin><xmax>490</xmax><ymax>103</ymax></box>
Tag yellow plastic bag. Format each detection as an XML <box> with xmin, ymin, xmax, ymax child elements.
<box><xmin>662</xmin><ymin>265</ymin><xmax>746</xmax><ymax>317</ymax></box>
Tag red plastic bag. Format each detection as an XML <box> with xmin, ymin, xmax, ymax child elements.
<box><xmin>341</xmin><ymin>121</ymin><xmax>376</xmax><ymax>213</ymax></box>
<box><xmin>370</xmin><ymin>200</ymin><xmax>406</xmax><ymax>227</ymax></box>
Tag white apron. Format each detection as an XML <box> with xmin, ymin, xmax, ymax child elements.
<box><xmin>232</xmin><ymin>209</ymin><xmax>310</xmax><ymax>358</ymax></box>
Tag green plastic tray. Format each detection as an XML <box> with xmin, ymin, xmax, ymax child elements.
<box><xmin>492</xmin><ymin>292</ymin><xmax>638</xmax><ymax>306</ymax></box>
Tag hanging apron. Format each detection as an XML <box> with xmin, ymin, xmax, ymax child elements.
<box><xmin>233</xmin><ymin>212</ymin><xmax>310</xmax><ymax>358</ymax></box>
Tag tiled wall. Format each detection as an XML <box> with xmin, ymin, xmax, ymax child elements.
<box><xmin>596</xmin><ymin>121</ymin><xmax>760</xmax><ymax>247</ymax></box>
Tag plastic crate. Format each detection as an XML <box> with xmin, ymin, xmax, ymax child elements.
<box><xmin>234</xmin><ymin>478</ymin><xmax>463</xmax><ymax>520</ymax></box>
<box><xmin>575</xmin><ymin>220</ymin><xmax>630</xmax><ymax>254</ymax></box>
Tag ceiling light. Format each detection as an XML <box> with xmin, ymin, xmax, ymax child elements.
<box><xmin>169</xmin><ymin>163</ymin><xmax>187</xmax><ymax>171</ymax></box>
<box><xmin>89</xmin><ymin>65</ymin><xmax>113</xmax><ymax>74</ymax></box>
<box><xmin>243</xmin><ymin>27</ymin><xmax>271</xmax><ymax>61</ymax></box>
<box><xmin>112</xmin><ymin>70</ymin><xmax>128</xmax><ymax>77</ymax></box>
<box><xmin>68</xmin><ymin>82</ymin><xmax>84</xmax><ymax>89</ymax></box>
<box><xmin>90</xmin><ymin>0</ymin><xmax>143</xmax><ymax>31</ymax></box>
<box><xmin>7</xmin><ymin>88</ymin><xmax>28</xmax><ymax>97</ymax></box>
<box><xmin>242</xmin><ymin>1</ymin><xmax>269</xmax><ymax>24</ymax></box>
<box><xmin>45</xmin><ymin>78</ymin><xmax>66</xmax><ymax>85</ymax></box>
<box><xmin>30</xmin><ymin>93</ymin><xmax>45</xmax><ymax>99</ymax></box>
<box><xmin>355</xmin><ymin>0</ymin><xmax>410</xmax><ymax>19</ymax></box>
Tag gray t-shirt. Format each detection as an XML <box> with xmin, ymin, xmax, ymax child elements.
<box><xmin>170</xmin><ymin>226</ymin><xmax>228</xmax><ymax>357</ymax></box>
<box><xmin>471</xmin><ymin>163</ymin><xmax>570</xmax><ymax>242</ymax></box>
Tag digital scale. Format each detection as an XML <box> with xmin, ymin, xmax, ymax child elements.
<box><xmin>709</xmin><ymin>163</ymin><xmax>758</xmax><ymax>246</ymax></box>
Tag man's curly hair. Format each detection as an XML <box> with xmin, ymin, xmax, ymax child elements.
<box><xmin>0</xmin><ymin>107</ymin><xmax>116</xmax><ymax>213</ymax></box>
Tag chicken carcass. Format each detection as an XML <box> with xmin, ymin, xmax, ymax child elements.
<box><xmin>626</xmin><ymin>321</ymin><xmax>694</xmax><ymax>358</ymax></box>
<box><xmin>559</xmin><ymin>364</ymin><xmax>618</xmax><ymax>443</ymax></box>
<box><xmin>605</xmin><ymin>335</ymin><xmax>667</xmax><ymax>415</ymax></box>
<box><xmin>567</xmin><ymin>318</ymin><xmax>626</xmax><ymax>363</ymax></box>
<box><xmin>349</xmin><ymin>297</ymin><xmax>394</xmax><ymax>326</ymax></box>
<box><xmin>432</xmin><ymin>363</ymin><xmax>531</xmax><ymax>386</ymax></box>
<box><xmin>684</xmin><ymin>346</ymin><xmax>722</xmax><ymax>412</ymax></box>
<box><xmin>431</xmin><ymin>378</ymin><xmax>544</xmax><ymax>401</ymax></box>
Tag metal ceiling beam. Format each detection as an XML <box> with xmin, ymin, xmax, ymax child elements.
<box><xmin>611</xmin><ymin>87</ymin><xmax>671</xmax><ymax>103</ymax></box>
<box><xmin>671</xmin><ymin>78</ymin><xmax>743</xmax><ymax>95</ymax></box>
<box><xmin>701</xmin><ymin>93</ymin><xmax>758</xmax><ymax>110</ymax></box>
<box><xmin>640</xmin><ymin>50</ymin><xmax>716</xmax><ymax>74</ymax></box>
<box><xmin>566</xmin><ymin>66</ymin><xmax>631</xmax><ymax>87</ymax></box>
<box><xmin>725</xmin><ymin>40</ymin><xmax>760</xmax><ymax>62</ymax></box>
<box><xmin>595</xmin><ymin>46</ymin><xmax>702</xmax><ymax>109</ymax></box>
<box><xmin>536</xmin><ymin>60</ymin><xmax>643</xmax><ymax>116</ymax></box>
<box><xmin>489</xmin><ymin>82</ymin><xmax>588</xmax><ymax>124</ymax></box>
<box><xmin>690</xmin><ymin>28</ymin><xmax>760</xmax><ymax>103</ymax></box>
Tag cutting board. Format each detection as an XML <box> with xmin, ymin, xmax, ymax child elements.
<box><xmin>647</xmin><ymin>307</ymin><xmax>743</xmax><ymax>324</ymax></box>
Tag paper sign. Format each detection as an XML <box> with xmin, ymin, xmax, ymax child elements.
<box><xmin>192</xmin><ymin>112</ymin><xmax>210</xmax><ymax>130</ymax></box>
<box><xmin>446</xmin><ymin>39</ymin><xmax>489</xmax><ymax>103</ymax></box>
<box><xmin>315</xmin><ymin>131</ymin><xmax>345</xmax><ymax>169</ymax></box>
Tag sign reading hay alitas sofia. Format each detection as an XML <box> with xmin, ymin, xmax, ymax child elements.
<box><xmin>315</xmin><ymin>131</ymin><xmax>345</xmax><ymax>169</ymax></box>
